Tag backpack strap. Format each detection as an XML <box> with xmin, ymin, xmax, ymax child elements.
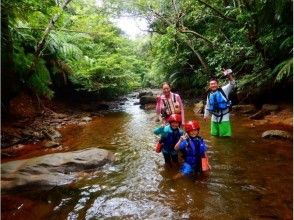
<box><xmin>170</xmin><ymin>93</ymin><xmax>176</xmax><ymax>111</ymax></box>
<box><xmin>217</xmin><ymin>88</ymin><xmax>228</xmax><ymax>101</ymax></box>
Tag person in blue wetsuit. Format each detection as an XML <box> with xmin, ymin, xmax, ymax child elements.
<box><xmin>174</xmin><ymin>120</ymin><xmax>210</xmax><ymax>179</ymax></box>
<box><xmin>154</xmin><ymin>114</ymin><xmax>183</xmax><ymax>168</ymax></box>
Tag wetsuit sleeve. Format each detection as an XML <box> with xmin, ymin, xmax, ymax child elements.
<box><xmin>153</xmin><ymin>126</ymin><xmax>164</xmax><ymax>135</ymax></box>
<box><xmin>179</xmin><ymin>140</ymin><xmax>188</xmax><ymax>151</ymax></box>
<box><xmin>176</xmin><ymin>94</ymin><xmax>185</xmax><ymax>124</ymax></box>
<box><xmin>156</xmin><ymin>95</ymin><xmax>162</xmax><ymax>115</ymax></box>
<box><xmin>204</xmin><ymin>95</ymin><xmax>210</xmax><ymax>117</ymax></box>
<box><xmin>221</xmin><ymin>80</ymin><xmax>236</xmax><ymax>97</ymax></box>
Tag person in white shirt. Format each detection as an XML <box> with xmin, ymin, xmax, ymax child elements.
<box><xmin>204</xmin><ymin>69</ymin><xmax>235</xmax><ymax>137</ymax></box>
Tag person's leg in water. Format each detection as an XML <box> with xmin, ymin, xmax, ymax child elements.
<box><xmin>173</xmin><ymin>162</ymin><xmax>193</xmax><ymax>179</ymax></box>
<box><xmin>163</xmin><ymin>152</ymin><xmax>172</xmax><ymax>168</ymax></box>
<box><xmin>170</xmin><ymin>150</ymin><xmax>180</xmax><ymax>168</ymax></box>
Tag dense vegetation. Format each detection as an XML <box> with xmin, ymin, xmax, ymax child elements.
<box><xmin>1</xmin><ymin>0</ymin><xmax>147</xmax><ymax>112</ymax></box>
<box><xmin>1</xmin><ymin>0</ymin><xmax>293</xmax><ymax>114</ymax></box>
<box><xmin>116</xmin><ymin>0</ymin><xmax>293</xmax><ymax>100</ymax></box>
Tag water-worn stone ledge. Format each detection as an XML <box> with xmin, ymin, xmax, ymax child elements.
<box><xmin>1</xmin><ymin>148</ymin><xmax>115</xmax><ymax>191</ymax></box>
<box><xmin>262</xmin><ymin>130</ymin><xmax>292</xmax><ymax>140</ymax></box>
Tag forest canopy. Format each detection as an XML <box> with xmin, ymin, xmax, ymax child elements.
<box><xmin>1</xmin><ymin>0</ymin><xmax>293</xmax><ymax>108</ymax></box>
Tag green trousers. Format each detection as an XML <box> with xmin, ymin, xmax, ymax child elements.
<box><xmin>211</xmin><ymin>121</ymin><xmax>232</xmax><ymax>137</ymax></box>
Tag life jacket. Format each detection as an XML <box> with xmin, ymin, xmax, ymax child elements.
<box><xmin>207</xmin><ymin>88</ymin><xmax>232</xmax><ymax>122</ymax></box>
<box><xmin>161</xmin><ymin>128</ymin><xmax>183</xmax><ymax>153</ymax></box>
<box><xmin>185</xmin><ymin>137</ymin><xmax>206</xmax><ymax>166</ymax></box>
<box><xmin>160</xmin><ymin>93</ymin><xmax>181</xmax><ymax>118</ymax></box>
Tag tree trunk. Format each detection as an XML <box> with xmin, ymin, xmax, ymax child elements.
<box><xmin>185</xmin><ymin>39</ymin><xmax>212</xmax><ymax>76</ymax></box>
<box><xmin>30</xmin><ymin>0</ymin><xmax>73</xmax><ymax>74</ymax></box>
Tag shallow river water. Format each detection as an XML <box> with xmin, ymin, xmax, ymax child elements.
<box><xmin>2</xmin><ymin>94</ymin><xmax>293</xmax><ymax>219</ymax></box>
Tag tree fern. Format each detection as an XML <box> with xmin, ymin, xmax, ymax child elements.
<box><xmin>273</xmin><ymin>58</ymin><xmax>293</xmax><ymax>82</ymax></box>
<box><xmin>27</xmin><ymin>59</ymin><xmax>54</xmax><ymax>99</ymax></box>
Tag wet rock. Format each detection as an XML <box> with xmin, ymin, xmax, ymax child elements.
<box><xmin>262</xmin><ymin>130</ymin><xmax>292</xmax><ymax>140</ymax></box>
<box><xmin>78</xmin><ymin>122</ymin><xmax>87</xmax><ymax>126</ymax></box>
<box><xmin>248</xmin><ymin>105</ymin><xmax>280</xmax><ymax>120</ymax></box>
<box><xmin>52</xmin><ymin>113</ymin><xmax>67</xmax><ymax>119</ymax></box>
<box><xmin>130</xmin><ymin>94</ymin><xmax>137</xmax><ymax>98</ymax></box>
<box><xmin>1</xmin><ymin>148</ymin><xmax>115</xmax><ymax>191</ymax></box>
<box><xmin>119</xmin><ymin>102</ymin><xmax>125</xmax><ymax>105</ymax></box>
<box><xmin>55</xmin><ymin>124</ymin><xmax>62</xmax><ymax>129</ymax></box>
<box><xmin>42</xmin><ymin>128</ymin><xmax>62</xmax><ymax>141</ymax></box>
<box><xmin>119</xmin><ymin>97</ymin><xmax>128</xmax><ymax>101</ymax></box>
<box><xmin>193</xmin><ymin>101</ymin><xmax>205</xmax><ymax>114</ymax></box>
<box><xmin>81</xmin><ymin>116</ymin><xmax>92</xmax><ymax>122</ymax></box>
<box><xmin>50</xmin><ymin>118</ymin><xmax>64</xmax><ymax>123</ymax></box>
<box><xmin>133</xmin><ymin>102</ymin><xmax>140</xmax><ymax>105</ymax></box>
<box><xmin>21</xmin><ymin>129</ymin><xmax>34</xmax><ymax>137</ymax></box>
<box><xmin>139</xmin><ymin>96</ymin><xmax>156</xmax><ymax>105</ymax></box>
<box><xmin>249</xmin><ymin>109</ymin><xmax>268</xmax><ymax>120</ymax></box>
<box><xmin>138</xmin><ymin>91</ymin><xmax>153</xmax><ymax>98</ymax></box>
<box><xmin>1</xmin><ymin>133</ymin><xmax>26</xmax><ymax>148</ymax></box>
<box><xmin>32</xmin><ymin>131</ymin><xmax>44</xmax><ymax>139</ymax></box>
<box><xmin>232</xmin><ymin>105</ymin><xmax>256</xmax><ymax>114</ymax></box>
<box><xmin>44</xmin><ymin>141</ymin><xmax>60</xmax><ymax>148</ymax></box>
<box><xmin>90</xmin><ymin>112</ymin><xmax>104</xmax><ymax>117</ymax></box>
<box><xmin>96</xmin><ymin>104</ymin><xmax>109</xmax><ymax>110</ymax></box>
<box><xmin>142</xmin><ymin>103</ymin><xmax>156</xmax><ymax>110</ymax></box>
<box><xmin>262</xmin><ymin>104</ymin><xmax>279</xmax><ymax>112</ymax></box>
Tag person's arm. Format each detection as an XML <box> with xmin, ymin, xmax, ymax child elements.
<box><xmin>153</xmin><ymin>126</ymin><xmax>164</xmax><ymax>135</ymax></box>
<box><xmin>155</xmin><ymin>95</ymin><xmax>162</xmax><ymax>120</ymax></box>
<box><xmin>204</xmin><ymin>95</ymin><xmax>210</xmax><ymax>121</ymax></box>
<box><xmin>221</xmin><ymin>73</ymin><xmax>235</xmax><ymax>96</ymax></box>
<box><xmin>175</xmin><ymin>137</ymin><xmax>188</xmax><ymax>151</ymax></box>
<box><xmin>176</xmin><ymin>94</ymin><xmax>185</xmax><ymax>124</ymax></box>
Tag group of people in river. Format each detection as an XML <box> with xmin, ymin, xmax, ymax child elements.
<box><xmin>154</xmin><ymin>68</ymin><xmax>236</xmax><ymax>179</ymax></box>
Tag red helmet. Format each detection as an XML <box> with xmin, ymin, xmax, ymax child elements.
<box><xmin>184</xmin><ymin>120</ymin><xmax>200</xmax><ymax>132</ymax></box>
<box><xmin>167</xmin><ymin>114</ymin><xmax>182</xmax><ymax>123</ymax></box>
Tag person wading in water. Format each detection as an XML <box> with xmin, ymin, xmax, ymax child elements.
<box><xmin>204</xmin><ymin>69</ymin><xmax>236</xmax><ymax>137</ymax></box>
<box><xmin>156</xmin><ymin>82</ymin><xmax>185</xmax><ymax>125</ymax></box>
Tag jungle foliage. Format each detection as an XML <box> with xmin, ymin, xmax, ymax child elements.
<box><xmin>1</xmin><ymin>0</ymin><xmax>293</xmax><ymax>108</ymax></box>
<box><xmin>1</xmin><ymin>0</ymin><xmax>146</xmax><ymax>106</ymax></box>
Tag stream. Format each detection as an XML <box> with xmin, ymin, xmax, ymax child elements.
<box><xmin>2</xmin><ymin>93</ymin><xmax>292</xmax><ymax>219</ymax></box>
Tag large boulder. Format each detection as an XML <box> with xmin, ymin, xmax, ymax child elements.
<box><xmin>138</xmin><ymin>91</ymin><xmax>153</xmax><ymax>98</ymax></box>
<box><xmin>232</xmin><ymin>105</ymin><xmax>256</xmax><ymax>114</ymax></box>
<box><xmin>1</xmin><ymin>148</ymin><xmax>115</xmax><ymax>191</ymax></box>
<box><xmin>262</xmin><ymin>130</ymin><xmax>292</xmax><ymax>140</ymax></box>
<box><xmin>139</xmin><ymin>95</ymin><xmax>157</xmax><ymax>105</ymax></box>
<box><xmin>262</xmin><ymin>104</ymin><xmax>279</xmax><ymax>112</ymax></box>
<box><xmin>248</xmin><ymin>104</ymin><xmax>280</xmax><ymax>120</ymax></box>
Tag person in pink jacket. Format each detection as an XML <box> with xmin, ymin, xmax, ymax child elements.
<box><xmin>156</xmin><ymin>82</ymin><xmax>185</xmax><ymax>124</ymax></box>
